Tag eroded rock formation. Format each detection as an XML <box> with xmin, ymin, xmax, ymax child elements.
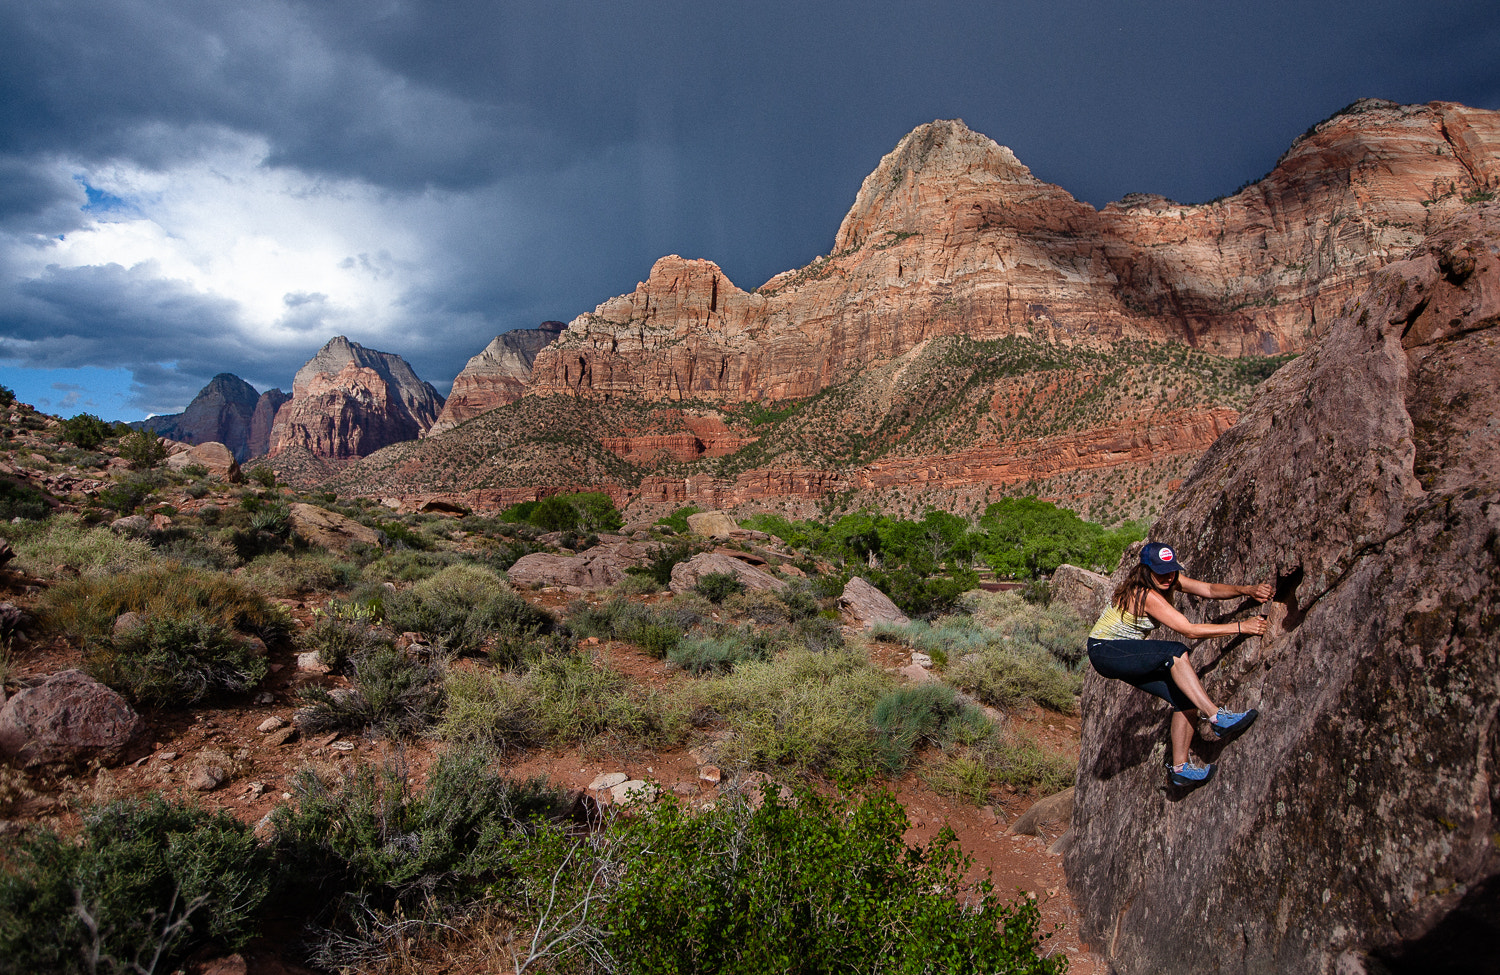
<box><xmin>138</xmin><ymin>374</ymin><xmax>288</xmax><ymax>461</ymax></box>
<box><xmin>1066</xmin><ymin>204</ymin><xmax>1500</xmax><ymax>973</ymax></box>
<box><xmin>269</xmin><ymin>337</ymin><xmax>445</xmax><ymax>461</ymax></box>
<box><xmin>530</xmin><ymin>101</ymin><xmax>1500</xmax><ymax>405</ymax></box>
<box><xmin>428</xmin><ymin>322</ymin><xmax>566</xmax><ymax>436</ymax></box>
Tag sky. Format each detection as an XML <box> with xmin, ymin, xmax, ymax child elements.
<box><xmin>1</xmin><ymin>0</ymin><xmax>1497</xmax><ymax>421</ymax></box>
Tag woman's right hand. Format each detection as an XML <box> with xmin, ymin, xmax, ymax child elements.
<box><xmin>1239</xmin><ymin>616</ymin><xmax>1270</xmax><ymax>636</ymax></box>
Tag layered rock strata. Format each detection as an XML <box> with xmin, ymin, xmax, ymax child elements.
<box><xmin>428</xmin><ymin>321</ymin><xmax>566</xmax><ymax>436</ymax></box>
<box><xmin>1065</xmin><ymin>204</ymin><xmax>1500</xmax><ymax>973</ymax></box>
<box><xmin>269</xmin><ymin>337</ymin><xmax>445</xmax><ymax>461</ymax></box>
<box><xmin>529</xmin><ymin>101</ymin><xmax>1500</xmax><ymax>404</ymax></box>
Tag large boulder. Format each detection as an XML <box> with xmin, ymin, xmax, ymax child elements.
<box><xmin>1066</xmin><ymin>205</ymin><xmax>1500</xmax><ymax>974</ymax></box>
<box><xmin>837</xmin><ymin>576</ymin><xmax>909</xmax><ymax>630</ymax></box>
<box><xmin>1049</xmin><ymin>564</ymin><xmax>1112</xmax><ymax>624</ymax></box>
<box><xmin>668</xmin><ymin>552</ymin><xmax>786</xmax><ymax>595</ymax></box>
<box><xmin>287</xmin><ymin>503</ymin><xmax>382</xmax><ymax>551</ymax></box>
<box><xmin>508</xmin><ymin>542</ymin><xmax>659</xmax><ymax>590</ymax></box>
<box><xmin>165</xmin><ymin>441</ymin><xmax>241</xmax><ymax>481</ymax></box>
<box><xmin>0</xmin><ymin>670</ymin><xmax>146</xmax><ymax>766</ymax></box>
<box><xmin>685</xmin><ymin>510</ymin><xmax>739</xmax><ymax>539</ymax></box>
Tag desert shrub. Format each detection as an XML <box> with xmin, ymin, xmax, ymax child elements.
<box><xmin>230</xmin><ymin>500</ymin><xmax>295</xmax><ymax>559</ymax></box>
<box><xmin>964</xmin><ymin>590</ymin><xmax>1089</xmax><ymax>667</ymax></box>
<box><xmin>654</xmin><ymin>505</ymin><xmax>701</xmax><ymax>534</ymax></box>
<box><xmin>301</xmin><ymin>615</ymin><xmax>392</xmax><ymax>673</ymax></box>
<box><xmin>792</xmin><ymin>613</ymin><xmax>844</xmax><ymax>652</ymax></box>
<box><xmin>921</xmin><ymin>735</ymin><xmax>1077</xmax><ymax>801</ymax></box>
<box><xmin>376</xmin><ymin>519</ymin><xmax>432</xmax><ymax>551</ymax></box>
<box><xmin>361</xmin><ymin>547</ymin><xmax>460</xmax><ymax>583</ymax></box>
<box><xmin>702</xmin><ymin>648</ymin><xmax>894</xmax><ymax>779</ymax></box>
<box><xmin>119</xmin><ymin>428</ymin><xmax>168</xmax><ymax>469</ymax></box>
<box><xmin>597</xmin><ymin>786</ymin><xmax>1065</xmax><ymax>975</ymax></box>
<box><xmin>566</xmin><ymin>598</ymin><xmax>685</xmax><ymax>658</ymax></box>
<box><xmin>270</xmin><ymin>752</ymin><xmax>572</xmax><ymax>929</ymax></box>
<box><xmin>240</xmin><ymin>550</ymin><xmax>358</xmax><ymax>597</ymax></box>
<box><xmin>61</xmin><ymin>413</ymin><xmax>117</xmax><ymax>450</ymax></box>
<box><xmin>440</xmin><ymin>652</ymin><xmax>689</xmax><ymax>753</ymax></box>
<box><xmin>0</xmin><ymin>796</ymin><xmax>270</xmax><ymax>975</ymax></box>
<box><xmin>946</xmin><ymin>648</ymin><xmax>1081</xmax><ymax>714</ymax></box>
<box><xmin>296</xmin><ymin>645</ymin><xmax>443</xmax><ymax>738</ymax></box>
<box><xmin>0</xmin><ymin>514</ymin><xmax>157</xmax><ymax>577</ymax></box>
<box><xmin>871</xmin><ymin>684</ymin><xmax>992</xmax><ymax>773</ymax></box>
<box><xmin>609</xmin><ymin>572</ymin><xmax>661</xmax><ymax>596</ymax></box>
<box><xmin>96</xmin><ymin>479</ymin><xmax>149</xmax><ymax>515</ymax></box>
<box><xmin>87</xmin><ymin>614</ymin><xmax>269</xmax><ymax>706</ymax></box>
<box><xmin>43</xmin><ymin>565</ymin><xmax>292</xmax><ymax>644</ymax></box>
<box><xmin>381</xmin><ymin>564</ymin><xmax>555</xmax><ymax>657</ymax></box>
<box><xmin>180</xmin><ymin>463</ymin><xmax>210</xmax><ymax>479</ymax></box>
<box><xmin>667</xmin><ymin>629</ymin><xmax>774</xmax><ymax>675</ymax></box>
<box><xmin>0</xmin><ymin>479</ymin><xmax>49</xmax><ymax>521</ymax></box>
<box><xmin>692</xmin><ymin>570</ymin><xmax>744</xmax><ymax>604</ymax></box>
<box><xmin>245</xmin><ymin>465</ymin><xmax>277</xmax><ymax>489</ymax></box>
<box><xmin>626</xmin><ymin>541</ymin><xmax>696</xmax><ymax>587</ymax></box>
<box><xmin>154</xmin><ymin>530</ymin><xmax>239</xmax><ymax>572</ymax></box>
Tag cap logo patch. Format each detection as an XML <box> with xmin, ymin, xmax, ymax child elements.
<box><xmin>1159</xmin><ymin>547</ymin><xmax>1174</xmax><ymax>563</ymax></box>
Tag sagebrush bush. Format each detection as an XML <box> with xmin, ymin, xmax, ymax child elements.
<box><xmin>301</xmin><ymin>614</ymin><xmax>392</xmax><ymax>672</ymax></box>
<box><xmin>1</xmin><ymin>514</ymin><xmax>157</xmax><ymax>578</ymax></box>
<box><xmin>0</xmin><ymin>797</ymin><xmax>270</xmax><ymax>975</ymax></box>
<box><xmin>42</xmin><ymin>565</ymin><xmax>292</xmax><ymax>643</ymax></box>
<box><xmin>381</xmin><ymin>564</ymin><xmax>555</xmax><ymax>657</ymax></box>
<box><xmin>566</xmin><ymin>598</ymin><xmax>685</xmax><ymax>659</ymax></box>
<box><xmin>297</xmin><ymin>645</ymin><xmax>443</xmax><ymax>738</ymax></box>
<box><xmin>667</xmin><ymin>629</ymin><xmax>772</xmax><ymax>675</ymax></box>
<box><xmin>692</xmin><ymin>570</ymin><xmax>744</xmax><ymax>604</ymax></box>
<box><xmin>871</xmin><ymin>684</ymin><xmax>992</xmax><ymax>773</ymax></box>
<box><xmin>0</xmin><ymin>478</ymin><xmax>49</xmax><ymax>520</ymax></box>
<box><xmin>946</xmin><ymin>645</ymin><xmax>1081</xmax><ymax>713</ymax></box>
<box><xmin>921</xmin><ymin>735</ymin><xmax>1077</xmax><ymax>801</ymax></box>
<box><xmin>87</xmin><ymin>614</ymin><xmax>269</xmax><ymax>706</ymax></box>
<box><xmin>240</xmin><ymin>550</ymin><xmax>359</xmax><ymax>597</ymax></box>
<box><xmin>701</xmin><ymin>648</ymin><xmax>894</xmax><ymax>779</ymax></box>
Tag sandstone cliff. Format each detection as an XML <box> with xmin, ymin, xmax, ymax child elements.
<box><xmin>529</xmin><ymin>100</ymin><xmax>1500</xmax><ymax>404</ymax></box>
<box><xmin>427</xmin><ymin>321</ymin><xmax>565</xmax><ymax>436</ymax></box>
<box><xmin>268</xmin><ymin>337</ymin><xmax>445</xmax><ymax>461</ymax></box>
<box><xmin>1066</xmin><ymin>204</ymin><xmax>1500</xmax><ymax>973</ymax></box>
<box><xmin>137</xmin><ymin>374</ymin><xmax>287</xmax><ymax>462</ymax></box>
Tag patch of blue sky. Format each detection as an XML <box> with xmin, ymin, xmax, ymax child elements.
<box><xmin>0</xmin><ymin>365</ymin><xmax>138</xmax><ymax>421</ymax></box>
<box><xmin>76</xmin><ymin>178</ymin><xmax>141</xmax><ymax>218</ymax></box>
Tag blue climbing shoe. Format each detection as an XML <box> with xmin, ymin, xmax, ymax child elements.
<box><xmin>1208</xmin><ymin>707</ymin><xmax>1258</xmax><ymax>742</ymax></box>
<box><xmin>1169</xmin><ymin>762</ymin><xmax>1216</xmax><ymax>789</ymax></box>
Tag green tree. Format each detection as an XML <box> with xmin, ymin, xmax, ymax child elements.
<box><xmin>119</xmin><ymin>428</ymin><xmax>168</xmax><ymax>469</ymax></box>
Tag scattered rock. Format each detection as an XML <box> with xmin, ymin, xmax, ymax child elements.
<box><xmin>295</xmin><ymin>651</ymin><xmax>331</xmax><ymax>674</ymax></box>
<box><xmin>108</xmin><ymin>515</ymin><xmax>153</xmax><ymax>536</ymax></box>
<box><xmin>910</xmin><ymin>651</ymin><xmax>932</xmax><ymax>668</ymax></box>
<box><xmin>698</xmin><ymin>764</ymin><xmax>722</xmax><ymax>785</ymax></box>
<box><xmin>257</xmin><ymin>716</ymin><xmax>286</xmax><ymax>733</ymax></box>
<box><xmin>188</xmin><ymin>765</ymin><xmax>226</xmax><ymax>791</ymax></box>
<box><xmin>264</xmin><ymin>726</ymin><xmax>297</xmax><ymax>747</ymax></box>
<box><xmin>111</xmin><ymin>611</ymin><xmax>147</xmax><ymax>636</ymax></box>
<box><xmin>0</xmin><ymin>670</ymin><xmax>146</xmax><ymax>767</ymax></box>
<box><xmin>588</xmin><ymin>772</ymin><xmax>629</xmax><ymax>791</ymax></box>
<box><xmin>899</xmin><ymin>663</ymin><xmax>934</xmax><ymax>684</ymax></box>
<box><xmin>610</xmin><ymin>779</ymin><xmax>658</xmax><ymax>804</ymax></box>
<box><xmin>838</xmin><ymin>576</ymin><xmax>909</xmax><ymax>630</ymax></box>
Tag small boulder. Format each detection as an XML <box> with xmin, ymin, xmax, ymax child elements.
<box><xmin>668</xmin><ymin>552</ymin><xmax>787</xmax><ymax>595</ymax></box>
<box><xmin>837</xmin><ymin>576</ymin><xmax>909</xmax><ymax>630</ymax></box>
<box><xmin>1009</xmin><ymin>786</ymin><xmax>1075</xmax><ymax>837</ymax></box>
<box><xmin>0</xmin><ymin>670</ymin><xmax>146</xmax><ymax>766</ymax></box>
<box><xmin>112</xmin><ymin>611</ymin><xmax>147</xmax><ymax>636</ymax></box>
<box><xmin>109</xmin><ymin>514</ymin><xmax>153</xmax><ymax>536</ymax></box>
<box><xmin>188</xmin><ymin>765</ymin><xmax>226</xmax><ymax>791</ymax></box>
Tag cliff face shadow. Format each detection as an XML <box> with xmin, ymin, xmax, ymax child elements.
<box><xmin>1087</xmin><ymin>706</ymin><xmax>1172</xmax><ymax>782</ymax></box>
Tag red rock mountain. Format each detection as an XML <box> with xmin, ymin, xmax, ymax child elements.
<box><xmin>427</xmin><ymin>322</ymin><xmax>566</xmax><ymax>436</ymax></box>
<box><xmin>268</xmin><ymin>337</ymin><xmax>444</xmax><ymax>461</ymax></box>
<box><xmin>137</xmin><ymin>374</ymin><xmax>288</xmax><ymax>462</ymax></box>
<box><xmin>528</xmin><ymin>100</ymin><xmax>1500</xmax><ymax>403</ymax></box>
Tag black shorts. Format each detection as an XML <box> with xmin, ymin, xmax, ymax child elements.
<box><xmin>1087</xmin><ymin>637</ymin><xmax>1195</xmax><ymax>712</ymax></box>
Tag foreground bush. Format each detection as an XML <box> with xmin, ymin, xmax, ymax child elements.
<box><xmin>87</xmin><ymin>614</ymin><xmax>269</xmax><ymax>707</ymax></box>
<box><xmin>597</xmin><ymin>786</ymin><xmax>1066</xmax><ymax>974</ymax></box>
<box><xmin>381</xmin><ymin>564</ymin><xmax>555</xmax><ymax>662</ymax></box>
<box><xmin>0</xmin><ymin>797</ymin><xmax>269</xmax><ymax>975</ymax></box>
<box><xmin>42</xmin><ymin>564</ymin><xmax>291</xmax><ymax>644</ymax></box>
<box><xmin>296</xmin><ymin>645</ymin><xmax>444</xmax><ymax>738</ymax></box>
<box><xmin>1</xmin><ymin>514</ymin><xmax>156</xmax><ymax>578</ymax></box>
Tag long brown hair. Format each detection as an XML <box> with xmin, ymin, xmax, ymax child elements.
<box><xmin>1112</xmin><ymin>563</ymin><xmax>1178</xmax><ymax>618</ymax></box>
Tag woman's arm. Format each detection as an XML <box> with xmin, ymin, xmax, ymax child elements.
<box><xmin>1142</xmin><ymin>588</ymin><xmax>1269</xmax><ymax>640</ymax></box>
<box><xmin>1178</xmin><ymin>574</ymin><xmax>1274</xmax><ymax>602</ymax></box>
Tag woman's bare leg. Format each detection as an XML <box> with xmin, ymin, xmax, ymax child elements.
<box><xmin>1169</xmin><ymin>653</ymin><xmax>1219</xmax><ymax>719</ymax></box>
<box><xmin>1171</xmin><ymin>711</ymin><xmax>1197</xmax><ymax>767</ymax></box>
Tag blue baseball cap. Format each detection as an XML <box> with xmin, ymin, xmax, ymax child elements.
<box><xmin>1141</xmin><ymin>542</ymin><xmax>1183</xmax><ymax>575</ymax></box>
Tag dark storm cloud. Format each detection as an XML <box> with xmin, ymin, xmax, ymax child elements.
<box><xmin>2</xmin><ymin>0</ymin><xmax>1498</xmax><ymax>419</ymax></box>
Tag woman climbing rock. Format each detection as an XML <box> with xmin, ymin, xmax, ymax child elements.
<box><xmin>1087</xmin><ymin>542</ymin><xmax>1273</xmax><ymax>788</ymax></box>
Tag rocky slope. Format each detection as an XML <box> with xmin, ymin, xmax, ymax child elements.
<box><xmin>529</xmin><ymin>100</ymin><xmax>1499</xmax><ymax>404</ymax></box>
<box><xmin>1065</xmin><ymin>204</ymin><xmax>1500</xmax><ymax>973</ymax></box>
<box><xmin>268</xmin><ymin>336</ymin><xmax>445</xmax><ymax>462</ymax></box>
<box><xmin>136</xmin><ymin>374</ymin><xmax>288</xmax><ymax>461</ymax></box>
<box><xmin>427</xmin><ymin>321</ymin><xmax>566</xmax><ymax>436</ymax></box>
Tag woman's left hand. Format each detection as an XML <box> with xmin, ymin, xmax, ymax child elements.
<box><xmin>1244</xmin><ymin>581</ymin><xmax>1274</xmax><ymax>602</ymax></box>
